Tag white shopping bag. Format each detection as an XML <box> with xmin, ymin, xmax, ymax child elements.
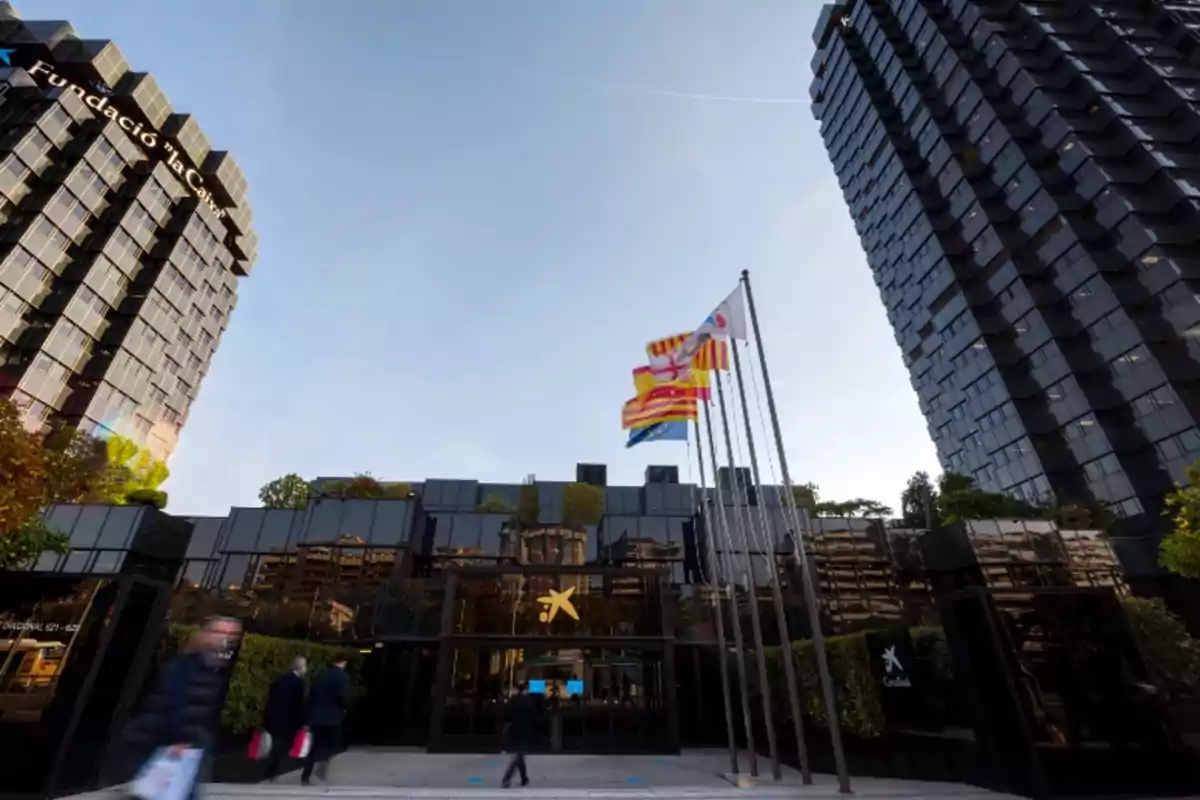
<box><xmin>289</xmin><ymin>729</ymin><xmax>312</xmax><ymax>759</ymax></box>
<box><xmin>130</xmin><ymin>747</ymin><xmax>203</xmax><ymax>800</ymax></box>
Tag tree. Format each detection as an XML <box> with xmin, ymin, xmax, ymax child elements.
<box><xmin>814</xmin><ymin>498</ymin><xmax>893</xmax><ymax>517</ymax></box>
<box><xmin>856</xmin><ymin>499</ymin><xmax>894</xmax><ymax>517</ymax></box>
<box><xmin>381</xmin><ymin>481</ymin><xmax>413</xmax><ymax>499</ymax></box>
<box><xmin>259</xmin><ymin>473</ymin><xmax>312</xmax><ymax>509</ymax></box>
<box><xmin>316</xmin><ymin>474</ymin><xmax>411</xmax><ymax>501</ymax></box>
<box><xmin>106</xmin><ymin>434</ymin><xmax>170</xmax><ymax>496</ymax></box>
<box><xmin>476</xmin><ymin>495</ymin><xmax>515</xmax><ymax>514</ymax></box>
<box><xmin>0</xmin><ymin>399</ymin><xmax>53</xmax><ymax>536</ymax></box>
<box><xmin>1122</xmin><ymin>596</ymin><xmax>1200</xmax><ymax>704</ymax></box>
<box><xmin>561</xmin><ymin>482</ymin><xmax>604</xmax><ymax>528</ymax></box>
<box><xmin>517</xmin><ymin>479</ymin><xmax>540</xmax><ymax>529</ymax></box>
<box><xmin>0</xmin><ymin>517</ymin><xmax>68</xmax><ymax>570</ymax></box>
<box><xmin>937</xmin><ymin>471</ymin><xmax>1041</xmax><ymax>524</ymax></box>
<box><xmin>125</xmin><ymin>488</ymin><xmax>168</xmax><ymax>508</ymax></box>
<box><xmin>1161</xmin><ymin>462</ymin><xmax>1200</xmax><ymax>578</ymax></box>
<box><xmin>0</xmin><ymin>400</ymin><xmax>125</xmax><ymax>568</ymax></box>
<box><xmin>900</xmin><ymin>471</ymin><xmax>938</xmax><ymax>527</ymax></box>
<box><xmin>791</xmin><ymin>482</ymin><xmax>820</xmax><ymax>516</ymax></box>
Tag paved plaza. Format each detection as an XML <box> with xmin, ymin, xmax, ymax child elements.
<box><xmin>208</xmin><ymin>750</ymin><xmax>1022</xmax><ymax>799</ymax></box>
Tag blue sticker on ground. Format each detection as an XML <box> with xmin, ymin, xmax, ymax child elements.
<box><xmin>653</xmin><ymin>759</ymin><xmax>668</xmax><ymax>765</ymax></box>
<box><xmin>484</xmin><ymin>761</ymin><xmax>500</xmax><ymax>767</ymax></box>
<box><xmin>467</xmin><ymin>777</ymin><xmax>483</xmax><ymax>783</ymax></box>
<box><xmin>626</xmin><ymin>777</ymin><xmax>643</xmax><ymax>784</ymax></box>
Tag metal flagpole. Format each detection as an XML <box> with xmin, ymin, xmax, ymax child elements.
<box><xmin>731</xmin><ymin>337</ymin><xmax>813</xmax><ymax>784</ymax></box>
<box><xmin>713</xmin><ymin>367</ymin><xmax>780</xmax><ymax>779</ymax></box>
<box><xmin>702</xmin><ymin>400</ymin><xmax>759</xmax><ymax>777</ymax></box>
<box><xmin>741</xmin><ymin>269</ymin><xmax>851</xmax><ymax>793</ymax></box>
<box><xmin>691</xmin><ymin>419</ymin><xmax>740</xmax><ymax>776</ymax></box>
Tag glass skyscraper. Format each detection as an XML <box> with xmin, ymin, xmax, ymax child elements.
<box><xmin>0</xmin><ymin>4</ymin><xmax>256</xmax><ymax>459</ymax></box>
<box><xmin>810</xmin><ymin>0</ymin><xmax>1200</xmax><ymax>533</ymax></box>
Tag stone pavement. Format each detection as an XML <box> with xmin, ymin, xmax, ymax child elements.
<box><xmin>208</xmin><ymin>750</ymin><xmax>1023</xmax><ymax>798</ymax></box>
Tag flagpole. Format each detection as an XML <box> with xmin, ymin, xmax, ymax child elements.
<box><xmin>730</xmin><ymin>338</ymin><xmax>812</xmax><ymax>783</ymax></box>
<box><xmin>713</xmin><ymin>367</ymin><xmax>780</xmax><ymax>779</ymax></box>
<box><xmin>702</xmin><ymin>400</ymin><xmax>759</xmax><ymax>778</ymax></box>
<box><xmin>741</xmin><ymin>269</ymin><xmax>851</xmax><ymax>793</ymax></box>
<box><xmin>691</xmin><ymin>418</ymin><xmax>740</xmax><ymax>777</ymax></box>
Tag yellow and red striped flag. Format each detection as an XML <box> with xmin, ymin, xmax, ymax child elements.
<box><xmin>621</xmin><ymin>386</ymin><xmax>698</xmax><ymax>429</ymax></box>
<box><xmin>646</xmin><ymin>332</ymin><xmax>729</xmax><ymax>371</ymax></box>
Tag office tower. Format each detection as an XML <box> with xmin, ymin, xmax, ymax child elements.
<box><xmin>0</xmin><ymin>4</ymin><xmax>256</xmax><ymax>460</ymax></box>
<box><xmin>810</xmin><ymin>0</ymin><xmax>1200</xmax><ymax>533</ymax></box>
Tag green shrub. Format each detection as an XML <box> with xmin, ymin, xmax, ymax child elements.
<box><xmin>164</xmin><ymin>624</ymin><xmax>360</xmax><ymax>734</ymax></box>
<box><xmin>764</xmin><ymin>630</ymin><xmax>885</xmax><ymax>739</ymax></box>
<box><xmin>763</xmin><ymin>626</ymin><xmax>956</xmax><ymax>739</ymax></box>
<box><xmin>1121</xmin><ymin>596</ymin><xmax>1200</xmax><ymax>704</ymax></box>
<box><xmin>911</xmin><ymin>626</ymin><xmax>953</xmax><ymax>681</ymax></box>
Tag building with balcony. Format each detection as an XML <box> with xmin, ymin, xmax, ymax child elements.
<box><xmin>810</xmin><ymin>0</ymin><xmax>1200</xmax><ymax>535</ymax></box>
<box><xmin>0</xmin><ymin>4</ymin><xmax>255</xmax><ymax>459</ymax></box>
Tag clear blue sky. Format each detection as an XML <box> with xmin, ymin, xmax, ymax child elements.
<box><xmin>35</xmin><ymin>0</ymin><xmax>939</xmax><ymax>515</ymax></box>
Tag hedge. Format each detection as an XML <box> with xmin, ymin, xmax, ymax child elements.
<box><xmin>1120</xmin><ymin>597</ymin><xmax>1200</xmax><ymax>705</ymax></box>
<box><xmin>760</xmin><ymin>598</ymin><xmax>1198</xmax><ymax>740</ymax></box>
<box><xmin>762</xmin><ymin>626</ymin><xmax>954</xmax><ymax>740</ymax></box>
<box><xmin>164</xmin><ymin>624</ymin><xmax>360</xmax><ymax>734</ymax></box>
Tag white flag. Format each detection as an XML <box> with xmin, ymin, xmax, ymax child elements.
<box><xmin>678</xmin><ymin>286</ymin><xmax>748</xmax><ymax>364</ymax></box>
<box><xmin>707</xmin><ymin>286</ymin><xmax>748</xmax><ymax>340</ymax></box>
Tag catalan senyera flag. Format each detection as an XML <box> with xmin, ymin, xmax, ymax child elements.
<box><xmin>647</xmin><ymin>332</ymin><xmax>729</xmax><ymax>371</ymax></box>
<box><xmin>621</xmin><ymin>384</ymin><xmax>698</xmax><ymax>429</ymax></box>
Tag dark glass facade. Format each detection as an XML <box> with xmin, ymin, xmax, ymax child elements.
<box><xmin>810</xmin><ymin>0</ymin><xmax>1200</xmax><ymax>534</ymax></box>
<box><xmin>17</xmin><ymin>462</ymin><xmax>1132</xmax><ymax>754</ymax></box>
<box><xmin>0</xmin><ymin>5</ymin><xmax>255</xmax><ymax>459</ymax></box>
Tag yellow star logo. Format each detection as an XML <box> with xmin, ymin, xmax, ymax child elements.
<box><xmin>537</xmin><ymin>586</ymin><xmax>579</xmax><ymax>623</ymax></box>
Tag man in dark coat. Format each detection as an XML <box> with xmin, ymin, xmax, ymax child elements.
<box><xmin>301</xmin><ymin>658</ymin><xmax>352</xmax><ymax>785</ymax></box>
<box><xmin>124</xmin><ymin>616</ymin><xmax>243</xmax><ymax>799</ymax></box>
<box><xmin>262</xmin><ymin>656</ymin><xmax>308</xmax><ymax>781</ymax></box>
<box><xmin>502</xmin><ymin>681</ymin><xmax>538</xmax><ymax>788</ymax></box>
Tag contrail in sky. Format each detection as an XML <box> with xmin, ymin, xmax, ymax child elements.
<box><xmin>505</xmin><ymin>64</ymin><xmax>811</xmax><ymax>105</ymax></box>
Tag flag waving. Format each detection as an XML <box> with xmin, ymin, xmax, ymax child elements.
<box><xmin>675</xmin><ymin>286</ymin><xmax>748</xmax><ymax>366</ymax></box>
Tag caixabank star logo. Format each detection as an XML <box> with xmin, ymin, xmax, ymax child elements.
<box><xmin>537</xmin><ymin>586</ymin><xmax>579</xmax><ymax>623</ymax></box>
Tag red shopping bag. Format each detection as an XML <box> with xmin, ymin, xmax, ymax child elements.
<box><xmin>247</xmin><ymin>729</ymin><xmax>272</xmax><ymax>761</ymax></box>
<box><xmin>289</xmin><ymin>728</ymin><xmax>312</xmax><ymax>759</ymax></box>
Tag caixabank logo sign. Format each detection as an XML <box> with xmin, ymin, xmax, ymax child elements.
<box><xmin>1</xmin><ymin>43</ymin><xmax>228</xmax><ymax>220</ymax></box>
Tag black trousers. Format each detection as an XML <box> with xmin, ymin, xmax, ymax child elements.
<box><xmin>502</xmin><ymin>748</ymin><xmax>528</xmax><ymax>786</ymax></box>
<box><xmin>301</xmin><ymin>726</ymin><xmax>340</xmax><ymax>782</ymax></box>
<box><xmin>263</xmin><ymin>729</ymin><xmax>295</xmax><ymax>780</ymax></box>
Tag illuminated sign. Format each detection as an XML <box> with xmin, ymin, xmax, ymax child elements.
<box><xmin>22</xmin><ymin>58</ymin><xmax>227</xmax><ymax>220</ymax></box>
<box><xmin>537</xmin><ymin>586</ymin><xmax>579</xmax><ymax>623</ymax></box>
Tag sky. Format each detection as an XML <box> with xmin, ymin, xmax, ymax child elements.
<box><xmin>33</xmin><ymin>0</ymin><xmax>940</xmax><ymax>515</ymax></box>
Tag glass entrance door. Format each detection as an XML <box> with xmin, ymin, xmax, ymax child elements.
<box><xmin>438</xmin><ymin>644</ymin><xmax>668</xmax><ymax>753</ymax></box>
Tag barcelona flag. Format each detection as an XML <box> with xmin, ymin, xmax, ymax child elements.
<box><xmin>646</xmin><ymin>332</ymin><xmax>729</xmax><ymax>371</ymax></box>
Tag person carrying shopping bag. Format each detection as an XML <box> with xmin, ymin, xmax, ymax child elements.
<box><xmin>124</xmin><ymin>616</ymin><xmax>244</xmax><ymax>800</ymax></box>
<box><xmin>260</xmin><ymin>656</ymin><xmax>308</xmax><ymax>781</ymax></box>
<box><xmin>300</xmin><ymin>657</ymin><xmax>351</xmax><ymax>786</ymax></box>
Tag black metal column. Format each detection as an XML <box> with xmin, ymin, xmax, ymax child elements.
<box><xmin>658</xmin><ymin>572</ymin><xmax>680</xmax><ymax>754</ymax></box>
<box><xmin>427</xmin><ymin>572</ymin><xmax>459</xmax><ymax>750</ymax></box>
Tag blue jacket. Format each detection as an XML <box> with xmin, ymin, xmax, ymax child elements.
<box><xmin>125</xmin><ymin>650</ymin><xmax>224</xmax><ymax>751</ymax></box>
<box><xmin>308</xmin><ymin>667</ymin><xmax>351</xmax><ymax>728</ymax></box>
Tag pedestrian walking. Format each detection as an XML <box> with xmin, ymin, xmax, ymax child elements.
<box><xmin>261</xmin><ymin>656</ymin><xmax>307</xmax><ymax>782</ymax></box>
<box><xmin>123</xmin><ymin>616</ymin><xmax>243</xmax><ymax>800</ymax></box>
<box><xmin>301</xmin><ymin>657</ymin><xmax>351</xmax><ymax>786</ymax></box>
<box><xmin>501</xmin><ymin>681</ymin><xmax>538</xmax><ymax>788</ymax></box>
